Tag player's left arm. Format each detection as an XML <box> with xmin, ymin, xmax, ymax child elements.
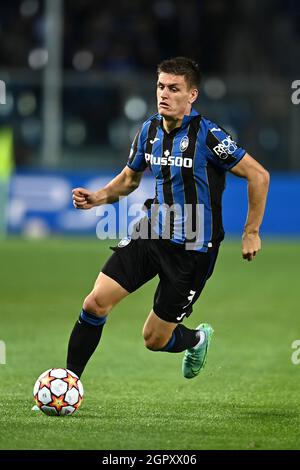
<box><xmin>230</xmin><ymin>153</ymin><xmax>270</xmax><ymax>261</ymax></box>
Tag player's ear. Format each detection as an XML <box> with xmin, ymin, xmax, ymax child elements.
<box><xmin>189</xmin><ymin>88</ymin><xmax>198</xmax><ymax>104</ymax></box>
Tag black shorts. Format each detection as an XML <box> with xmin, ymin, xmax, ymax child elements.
<box><xmin>102</xmin><ymin>237</ymin><xmax>219</xmax><ymax>323</ymax></box>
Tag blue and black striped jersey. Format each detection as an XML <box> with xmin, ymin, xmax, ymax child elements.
<box><xmin>127</xmin><ymin>108</ymin><xmax>246</xmax><ymax>252</ymax></box>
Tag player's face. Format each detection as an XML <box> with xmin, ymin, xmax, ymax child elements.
<box><xmin>157</xmin><ymin>72</ymin><xmax>198</xmax><ymax>120</ymax></box>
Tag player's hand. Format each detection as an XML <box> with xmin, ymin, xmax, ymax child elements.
<box><xmin>242</xmin><ymin>232</ymin><xmax>261</xmax><ymax>261</ymax></box>
<box><xmin>72</xmin><ymin>187</ymin><xmax>97</xmax><ymax>210</ymax></box>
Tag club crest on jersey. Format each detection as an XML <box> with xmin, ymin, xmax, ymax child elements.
<box><xmin>180</xmin><ymin>136</ymin><xmax>189</xmax><ymax>152</ymax></box>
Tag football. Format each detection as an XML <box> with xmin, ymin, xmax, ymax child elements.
<box><xmin>33</xmin><ymin>368</ymin><xmax>84</xmax><ymax>416</ymax></box>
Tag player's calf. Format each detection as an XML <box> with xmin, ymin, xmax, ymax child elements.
<box><xmin>144</xmin><ymin>332</ymin><xmax>171</xmax><ymax>351</ymax></box>
<box><xmin>66</xmin><ymin>274</ymin><xmax>129</xmax><ymax>377</ymax></box>
<box><xmin>143</xmin><ymin>310</ymin><xmax>202</xmax><ymax>353</ymax></box>
<box><xmin>67</xmin><ymin>308</ymin><xmax>107</xmax><ymax>377</ymax></box>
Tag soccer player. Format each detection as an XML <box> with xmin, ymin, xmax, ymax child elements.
<box><xmin>67</xmin><ymin>57</ymin><xmax>269</xmax><ymax>380</ymax></box>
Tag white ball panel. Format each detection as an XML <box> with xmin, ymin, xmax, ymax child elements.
<box><xmin>41</xmin><ymin>405</ymin><xmax>58</xmax><ymax>416</ymax></box>
<box><xmin>50</xmin><ymin>378</ymin><xmax>68</xmax><ymax>396</ymax></box>
<box><xmin>50</xmin><ymin>368</ymin><xmax>67</xmax><ymax>379</ymax></box>
<box><xmin>60</xmin><ymin>406</ymin><xmax>75</xmax><ymax>416</ymax></box>
<box><xmin>37</xmin><ymin>386</ymin><xmax>52</xmax><ymax>405</ymax></box>
<box><xmin>65</xmin><ymin>387</ymin><xmax>79</xmax><ymax>405</ymax></box>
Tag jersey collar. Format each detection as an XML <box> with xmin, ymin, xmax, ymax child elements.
<box><xmin>155</xmin><ymin>108</ymin><xmax>200</xmax><ymax>133</ymax></box>
<box><xmin>182</xmin><ymin>107</ymin><xmax>200</xmax><ymax>124</ymax></box>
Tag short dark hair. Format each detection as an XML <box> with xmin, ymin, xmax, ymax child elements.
<box><xmin>157</xmin><ymin>57</ymin><xmax>202</xmax><ymax>89</ymax></box>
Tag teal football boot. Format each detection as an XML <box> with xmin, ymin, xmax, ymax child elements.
<box><xmin>182</xmin><ymin>323</ymin><xmax>214</xmax><ymax>379</ymax></box>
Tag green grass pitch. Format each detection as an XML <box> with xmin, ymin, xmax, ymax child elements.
<box><xmin>0</xmin><ymin>238</ymin><xmax>299</xmax><ymax>450</ymax></box>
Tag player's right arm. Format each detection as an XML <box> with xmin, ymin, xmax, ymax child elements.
<box><xmin>73</xmin><ymin>124</ymin><xmax>149</xmax><ymax>210</ymax></box>
<box><xmin>72</xmin><ymin>166</ymin><xmax>143</xmax><ymax>210</ymax></box>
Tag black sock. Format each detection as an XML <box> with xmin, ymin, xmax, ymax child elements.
<box><xmin>160</xmin><ymin>324</ymin><xmax>200</xmax><ymax>353</ymax></box>
<box><xmin>66</xmin><ymin>309</ymin><xmax>107</xmax><ymax>377</ymax></box>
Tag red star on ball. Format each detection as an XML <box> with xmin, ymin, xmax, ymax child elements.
<box><xmin>49</xmin><ymin>394</ymin><xmax>68</xmax><ymax>412</ymax></box>
<box><xmin>64</xmin><ymin>372</ymin><xmax>79</xmax><ymax>390</ymax></box>
<box><xmin>39</xmin><ymin>372</ymin><xmax>56</xmax><ymax>390</ymax></box>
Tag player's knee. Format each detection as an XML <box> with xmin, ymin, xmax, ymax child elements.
<box><xmin>83</xmin><ymin>292</ymin><xmax>110</xmax><ymax>317</ymax></box>
<box><xmin>143</xmin><ymin>331</ymin><xmax>166</xmax><ymax>351</ymax></box>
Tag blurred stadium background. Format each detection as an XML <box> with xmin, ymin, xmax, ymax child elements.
<box><xmin>0</xmin><ymin>0</ymin><xmax>299</xmax><ymax>237</ymax></box>
<box><xmin>0</xmin><ymin>0</ymin><xmax>300</xmax><ymax>451</ymax></box>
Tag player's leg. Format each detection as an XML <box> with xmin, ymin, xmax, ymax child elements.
<box><xmin>180</xmin><ymin>250</ymin><xmax>218</xmax><ymax>378</ymax></box>
<box><xmin>67</xmin><ymin>236</ymin><xmax>158</xmax><ymax>378</ymax></box>
<box><xmin>142</xmin><ymin>310</ymin><xmax>177</xmax><ymax>350</ymax></box>
<box><xmin>143</xmin><ymin>309</ymin><xmax>203</xmax><ymax>352</ymax></box>
<box><xmin>142</xmin><ymin>241</ymin><xmax>219</xmax><ymax>378</ymax></box>
<box><xmin>67</xmin><ymin>272</ymin><xmax>129</xmax><ymax>378</ymax></box>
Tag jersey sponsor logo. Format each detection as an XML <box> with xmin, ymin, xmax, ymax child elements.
<box><xmin>150</xmin><ymin>137</ymin><xmax>160</xmax><ymax>144</ymax></box>
<box><xmin>180</xmin><ymin>135</ymin><xmax>189</xmax><ymax>152</ymax></box>
<box><xmin>145</xmin><ymin>152</ymin><xmax>193</xmax><ymax>168</ymax></box>
<box><xmin>213</xmin><ymin>136</ymin><xmax>238</xmax><ymax>160</ymax></box>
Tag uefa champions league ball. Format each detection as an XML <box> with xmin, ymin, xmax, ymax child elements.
<box><xmin>33</xmin><ymin>368</ymin><xmax>84</xmax><ymax>416</ymax></box>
